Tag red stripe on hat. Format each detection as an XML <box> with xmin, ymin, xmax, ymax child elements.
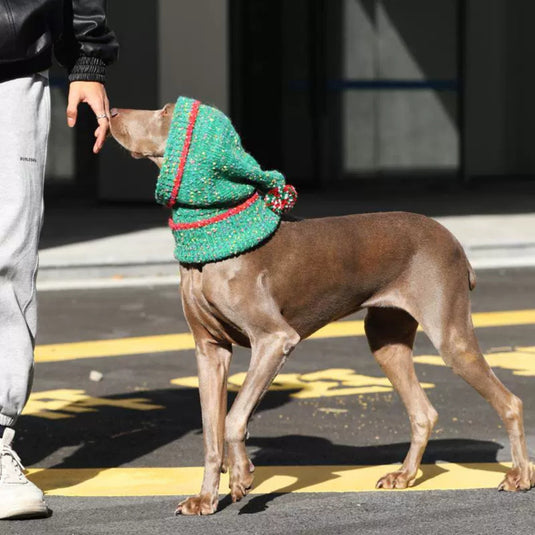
<box><xmin>167</xmin><ymin>99</ymin><xmax>201</xmax><ymax>208</ymax></box>
<box><xmin>169</xmin><ymin>192</ymin><xmax>260</xmax><ymax>230</ymax></box>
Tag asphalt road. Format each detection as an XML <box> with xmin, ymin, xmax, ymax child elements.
<box><xmin>5</xmin><ymin>267</ymin><xmax>535</xmax><ymax>534</ymax></box>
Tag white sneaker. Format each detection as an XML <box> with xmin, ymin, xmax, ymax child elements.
<box><xmin>0</xmin><ymin>428</ymin><xmax>48</xmax><ymax>519</ymax></box>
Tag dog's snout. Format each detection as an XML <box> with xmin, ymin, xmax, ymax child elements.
<box><xmin>110</xmin><ymin>108</ymin><xmax>119</xmax><ymax>118</ymax></box>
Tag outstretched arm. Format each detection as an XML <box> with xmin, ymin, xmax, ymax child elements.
<box><xmin>55</xmin><ymin>0</ymin><xmax>119</xmax><ymax>153</ymax></box>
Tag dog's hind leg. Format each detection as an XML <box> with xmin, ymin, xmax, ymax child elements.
<box><xmin>176</xmin><ymin>339</ymin><xmax>232</xmax><ymax>515</ymax></box>
<box><xmin>364</xmin><ymin>307</ymin><xmax>438</xmax><ymax>488</ymax></box>
<box><xmin>224</xmin><ymin>322</ymin><xmax>300</xmax><ymax>503</ymax></box>
<box><xmin>416</xmin><ymin>288</ymin><xmax>534</xmax><ymax>492</ymax></box>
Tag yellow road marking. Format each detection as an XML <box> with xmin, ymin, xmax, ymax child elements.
<box><xmin>34</xmin><ymin>309</ymin><xmax>535</xmax><ymax>364</ymax></box>
<box><xmin>171</xmin><ymin>368</ymin><xmax>434</xmax><ymax>398</ymax></box>
<box><xmin>27</xmin><ymin>463</ymin><xmax>511</xmax><ymax>496</ymax></box>
<box><xmin>415</xmin><ymin>346</ymin><xmax>535</xmax><ymax>376</ymax></box>
<box><xmin>35</xmin><ymin>333</ymin><xmax>195</xmax><ymax>363</ymax></box>
<box><xmin>169</xmin><ymin>346</ymin><xmax>535</xmax><ymax>398</ymax></box>
<box><xmin>26</xmin><ymin>347</ymin><xmax>534</xmax><ymax>420</ymax></box>
<box><xmin>22</xmin><ymin>389</ymin><xmax>163</xmax><ymax>420</ymax></box>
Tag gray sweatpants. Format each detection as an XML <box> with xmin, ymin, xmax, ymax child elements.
<box><xmin>0</xmin><ymin>73</ymin><xmax>50</xmax><ymax>427</ymax></box>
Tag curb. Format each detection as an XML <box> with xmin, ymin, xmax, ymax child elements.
<box><xmin>36</xmin><ymin>252</ymin><xmax>535</xmax><ymax>291</ymax></box>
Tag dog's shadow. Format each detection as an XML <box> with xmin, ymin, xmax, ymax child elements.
<box><xmin>235</xmin><ymin>435</ymin><xmax>507</xmax><ymax>514</ymax></box>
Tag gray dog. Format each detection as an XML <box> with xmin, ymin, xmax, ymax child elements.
<box><xmin>109</xmin><ymin>104</ymin><xmax>534</xmax><ymax>515</ymax></box>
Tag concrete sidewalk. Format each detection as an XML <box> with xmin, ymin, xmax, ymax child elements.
<box><xmin>37</xmin><ymin>187</ymin><xmax>535</xmax><ymax>290</ymax></box>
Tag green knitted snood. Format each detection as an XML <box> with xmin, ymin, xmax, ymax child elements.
<box><xmin>155</xmin><ymin>97</ymin><xmax>297</xmax><ymax>264</ymax></box>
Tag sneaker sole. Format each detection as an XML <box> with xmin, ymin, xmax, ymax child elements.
<box><xmin>0</xmin><ymin>501</ymin><xmax>49</xmax><ymax>520</ymax></box>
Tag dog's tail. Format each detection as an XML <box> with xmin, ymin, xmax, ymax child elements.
<box><xmin>467</xmin><ymin>261</ymin><xmax>476</xmax><ymax>291</ymax></box>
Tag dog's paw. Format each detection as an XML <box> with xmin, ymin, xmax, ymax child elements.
<box><xmin>175</xmin><ymin>494</ymin><xmax>218</xmax><ymax>515</ymax></box>
<box><xmin>498</xmin><ymin>467</ymin><xmax>534</xmax><ymax>492</ymax></box>
<box><xmin>376</xmin><ymin>470</ymin><xmax>415</xmax><ymax>490</ymax></box>
<box><xmin>230</xmin><ymin>479</ymin><xmax>254</xmax><ymax>503</ymax></box>
<box><xmin>229</xmin><ymin>462</ymin><xmax>255</xmax><ymax>502</ymax></box>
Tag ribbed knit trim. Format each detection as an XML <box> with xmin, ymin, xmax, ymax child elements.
<box><xmin>157</xmin><ymin>96</ymin><xmax>296</xmax><ymax>264</ymax></box>
<box><xmin>156</xmin><ymin>97</ymin><xmax>197</xmax><ymax>206</ymax></box>
<box><xmin>167</xmin><ymin>100</ymin><xmax>201</xmax><ymax>207</ymax></box>
<box><xmin>170</xmin><ymin>193</ymin><xmax>280</xmax><ymax>264</ymax></box>
<box><xmin>68</xmin><ymin>56</ymin><xmax>106</xmax><ymax>83</ymax></box>
<box><xmin>0</xmin><ymin>414</ymin><xmax>16</xmax><ymax>428</ymax></box>
<box><xmin>169</xmin><ymin>192</ymin><xmax>260</xmax><ymax>230</ymax></box>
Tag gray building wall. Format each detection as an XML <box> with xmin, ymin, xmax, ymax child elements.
<box><xmin>464</xmin><ymin>0</ymin><xmax>509</xmax><ymax>177</ymax></box>
<box><xmin>343</xmin><ymin>0</ymin><xmax>459</xmax><ymax>175</ymax></box>
<box><xmin>45</xmin><ymin>0</ymin><xmax>535</xmax><ymax>198</ymax></box>
<box><xmin>464</xmin><ymin>0</ymin><xmax>535</xmax><ymax>178</ymax></box>
<box><xmin>97</xmin><ymin>0</ymin><xmax>159</xmax><ymax>201</ymax></box>
<box><xmin>159</xmin><ymin>0</ymin><xmax>229</xmax><ymax>112</ymax></box>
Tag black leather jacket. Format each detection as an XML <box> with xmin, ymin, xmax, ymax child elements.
<box><xmin>0</xmin><ymin>0</ymin><xmax>118</xmax><ymax>83</ymax></box>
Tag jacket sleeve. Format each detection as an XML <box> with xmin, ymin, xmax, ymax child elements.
<box><xmin>54</xmin><ymin>0</ymin><xmax>119</xmax><ymax>83</ymax></box>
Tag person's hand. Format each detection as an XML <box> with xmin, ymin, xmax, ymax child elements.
<box><xmin>67</xmin><ymin>81</ymin><xmax>111</xmax><ymax>154</ymax></box>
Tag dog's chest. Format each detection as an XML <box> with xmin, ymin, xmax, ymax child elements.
<box><xmin>179</xmin><ymin>266</ymin><xmax>249</xmax><ymax>345</ymax></box>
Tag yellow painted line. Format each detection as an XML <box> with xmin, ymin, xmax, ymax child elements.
<box><xmin>470</xmin><ymin>309</ymin><xmax>535</xmax><ymax>328</ymax></box>
<box><xmin>27</xmin><ymin>463</ymin><xmax>511</xmax><ymax>496</ymax></box>
<box><xmin>35</xmin><ymin>333</ymin><xmax>195</xmax><ymax>363</ymax></box>
<box><xmin>415</xmin><ymin>346</ymin><xmax>535</xmax><ymax>376</ymax></box>
<box><xmin>171</xmin><ymin>368</ymin><xmax>435</xmax><ymax>398</ymax></box>
<box><xmin>35</xmin><ymin>309</ymin><xmax>535</xmax><ymax>364</ymax></box>
<box><xmin>309</xmin><ymin>321</ymin><xmax>366</xmax><ymax>339</ymax></box>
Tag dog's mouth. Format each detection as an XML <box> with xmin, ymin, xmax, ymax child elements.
<box><xmin>129</xmin><ymin>151</ymin><xmax>164</xmax><ymax>160</ymax></box>
<box><xmin>109</xmin><ymin>124</ymin><xmax>158</xmax><ymax>159</ymax></box>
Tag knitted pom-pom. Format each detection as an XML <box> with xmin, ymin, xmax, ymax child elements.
<box><xmin>264</xmin><ymin>184</ymin><xmax>298</xmax><ymax>215</ymax></box>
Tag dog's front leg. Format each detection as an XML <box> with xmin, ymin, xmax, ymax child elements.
<box><xmin>225</xmin><ymin>327</ymin><xmax>300</xmax><ymax>502</ymax></box>
<box><xmin>176</xmin><ymin>340</ymin><xmax>232</xmax><ymax>515</ymax></box>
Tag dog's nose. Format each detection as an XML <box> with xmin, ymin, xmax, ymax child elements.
<box><xmin>110</xmin><ymin>108</ymin><xmax>119</xmax><ymax>117</ymax></box>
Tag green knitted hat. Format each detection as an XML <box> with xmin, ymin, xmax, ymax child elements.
<box><xmin>155</xmin><ymin>97</ymin><xmax>298</xmax><ymax>264</ymax></box>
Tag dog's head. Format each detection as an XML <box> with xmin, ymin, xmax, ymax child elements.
<box><xmin>109</xmin><ymin>104</ymin><xmax>175</xmax><ymax>168</ymax></box>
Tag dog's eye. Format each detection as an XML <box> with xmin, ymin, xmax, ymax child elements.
<box><xmin>161</xmin><ymin>104</ymin><xmax>173</xmax><ymax>117</ymax></box>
